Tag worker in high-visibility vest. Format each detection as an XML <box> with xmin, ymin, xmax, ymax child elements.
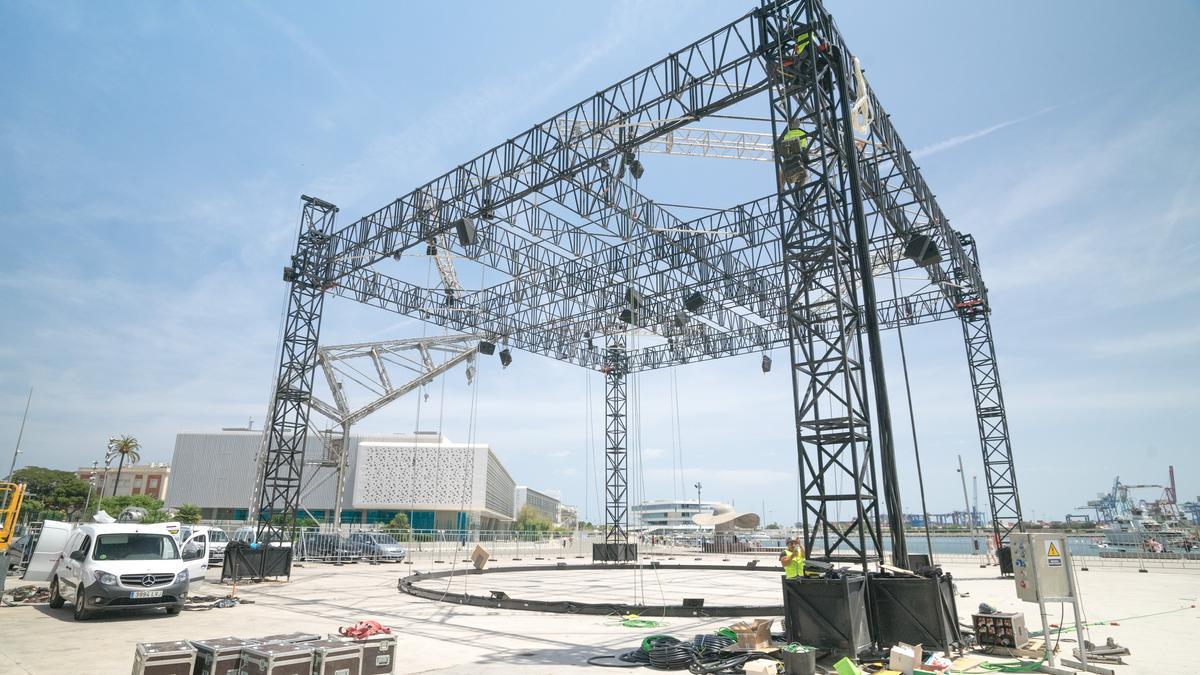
<box><xmin>778</xmin><ymin>127</ymin><xmax>808</xmax><ymax>185</ymax></box>
<box><xmin>779</xmin><ymin>538</ymin><xmax>805</xmax><ymax>579</ymax></box>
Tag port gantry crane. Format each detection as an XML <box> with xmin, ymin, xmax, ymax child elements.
<box><xmin>255</xmin><ymin>0</ymin><xmax>1024</xmax><ymax>569</ymax></box>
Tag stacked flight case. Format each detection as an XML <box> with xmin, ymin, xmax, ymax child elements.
<box><xmin>192</xmin><ymin>637</ymin><xmax>260</xmax><ymax>675</ymax></box>
<box><xmin>309</xmin><ymin>639</ymin><xmax>364</xmax><ymax>675</ymax></box>
<box><xmin>333</xmin><ymin>633</ymin><xmax>397</xmax><ymax>675</ymax></box>
<box><xmin>238</xmin><ymin>642</ymin><xmax>315</xmax><ymax>675</ymax></box>
<box><xmin>131</xmin><ymin>641</ymin><xmax>197</xmax><ymax>675</ymax></box>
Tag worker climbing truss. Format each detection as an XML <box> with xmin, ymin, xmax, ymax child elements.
<box><xmin>255</xmin><ymin>0</ymin><xmax>1025</xmax><ymax>566</ymax></box>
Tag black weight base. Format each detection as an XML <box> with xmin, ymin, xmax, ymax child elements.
<box><xmin>592</xmin><ymin>543</ymin><xmax>638</xmax><ymax>562</ymax></box>
<box><xmin>783</xmin><ymin>575</ymin><xmax>872</xmax><ymax>659</ymax></box>
<box><xmin>868</xmin><ymin>574</ymin><xmax>962</xmax><ymax>654</ymax></box>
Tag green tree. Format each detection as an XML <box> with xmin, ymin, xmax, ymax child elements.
<box><xmin>104</xmin><ymin>435</ymin><xmax>141</xmax><ymax>498</ymax></box>
<box><xmin>11</xmin><ymin>466</ymin><xmax>91</xmax><ymax>520</ymax></box>
<box><xmin>175</xmin><ymin>504</ymin><xmax>202</xmax><ymax>524</ymax></box>
<box><xmin>387</xmin><ymin>512</ymin><xmax>411</xmax><ymax>533</ymax></box>
<box><xmin>140</xmin><ymin>510</ymin><xmax>174</xmax><ymax>524</ymax></box>
<box><xmin>96</xmin><ymin>494</ymin><xmax>164</xmax><ymax>519</ymax></box>
<box><xmin>515</xmin><ymin>506</ymin><xmax>553</xmax><ymax>533</ymax></box>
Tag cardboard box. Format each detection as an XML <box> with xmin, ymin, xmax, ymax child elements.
<box><xmin>888</xmin><ymin>642</ymin><xmax>923</xmax><ymax>675</ymax></box>
<box><xmin>729</xmin><ymin>619</ymin><xmax>774</xmax><ymax>651</ymax></box>
<box><xmin>132</xmin><ymin>641</ymin><xmax>195</xmax><ymax>675</ymax></box>
<box><xmin>471</xmin><ymin>545</ymin><xmax>490</xmax><ymax>570</ymax></box>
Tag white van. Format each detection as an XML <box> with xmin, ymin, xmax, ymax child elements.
<box><xmin>47</xmin><ymin>523</ymin><xmax>209</xmax><ymax>620</ymax></box>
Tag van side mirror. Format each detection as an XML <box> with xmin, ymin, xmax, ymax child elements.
<box><xmin>69</xmin><ymin>550</ymin><xmax>85</xmax><ymax>561</ymax></box>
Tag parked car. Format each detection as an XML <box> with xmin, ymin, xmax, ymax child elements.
<box><xmin>178</xmin><ymin>526</ymin><xmax>229</xmax><ymax>564</ymax></box>
<box><xmin>47</xmin><ymin>523</ymin><xmax>209</xmax><ymax>620</ymax></box>
<box><xmin>231</xmin><ymin>526</ymin><xmax>291</xmax><ymax>548</ymax></box>
<box><xmin>346</xmin><ymin>532</ymin><xmax>406</xmax><ymax>562</ymax></box>
<box><xmin>296</xmin><ymin>533</ymin><xmax>360</xmax><ymax>562</ymax></box>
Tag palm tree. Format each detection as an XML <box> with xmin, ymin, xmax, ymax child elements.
<box><xmin>105</xmin><ymin>435</ymin><xmax>141</xmax><ymax>498</ymax></box>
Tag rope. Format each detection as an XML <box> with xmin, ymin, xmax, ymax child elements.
<box><xmin>887</xmin><ymin>259</ymin><xmax>935</xmax><ymax>560</ymax></box>
<box><xmin>849</xmin><ymin>56</ymin><xmax>874</xmax><ymax>134</ymax></box>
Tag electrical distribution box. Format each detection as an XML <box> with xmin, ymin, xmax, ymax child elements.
<box><xmin>971</xmin><ymin>612</ymin><xmax>1029</xmax><ymax>648</ymax></box>
<box><xmin>1012</xmin><ymin>533</ymin><xmax>1072</xmax><ymax>603</ymax></box>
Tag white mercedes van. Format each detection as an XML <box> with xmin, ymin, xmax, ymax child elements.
<box><xmin>47</xmin><ymin>523</ymin><xmax>209</xmax><ymax>620</ymax></box>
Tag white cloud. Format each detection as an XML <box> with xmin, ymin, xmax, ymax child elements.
<box><xmin>912</xmin><ymin>105</ymin><xmax>1059</xmax><ymax>159</ymax></box>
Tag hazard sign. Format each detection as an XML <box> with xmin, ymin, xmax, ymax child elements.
<box><xmin>1045</xmin><ymin>540</ymin><xmax>1063</xmax><ymax>567</ymax></box>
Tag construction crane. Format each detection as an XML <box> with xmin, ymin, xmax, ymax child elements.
<box><xmin>1</xmin><ymin>481</ymin><xmax>28</xmax><ymax>591</ymax></box>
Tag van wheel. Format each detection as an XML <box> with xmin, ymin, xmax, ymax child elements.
<box><xmin>48</xmin><ymin>577</ymin><xmax>65</xmax><ymax>609</ymax></box>
<box><xmin>72</xmin><ymin>586</ymin><xmax>91</xmax><ymax>621</ymax></box>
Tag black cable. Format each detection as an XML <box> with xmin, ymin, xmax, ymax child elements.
<box><xmin>586</xmin><ymin>655</ymin><xmax>641</xmax><ymax>668</ymax></box>
<box><xmin>649</xmin><ymin>638</ymin><xmax>696</xmax><ymax>670</ymax></box>
<box><xmin>888</xmin><ymin>264</ymin><xmax>936</xmax><ymax>562</ymax></box>
<box><xmin>691</xmin><ymin>634</ymin><xmax>735</xmax><ymax>655</ymax></box>
<box><xmin>687</xmin><ymin>652</ymin><xmax>754</xmax><ymax>674</ymax></box>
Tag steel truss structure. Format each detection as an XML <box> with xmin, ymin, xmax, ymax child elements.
<box><xmin>302</xmin><ymin>335</ymin><xmax>480</xmax><ymax>529</ymax></box>
<box><xmin>255</xmin><ymin>0</ymin><xmax>1023</xmax><ymax>565</ymax></box>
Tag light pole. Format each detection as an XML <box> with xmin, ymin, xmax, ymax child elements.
<box><xmin>694</xmin><ymin>482</ymin><xmax>702</xmax><ymax>506</ymax></box>
<box><xmin>82</xmin><ymin>461</ymin><xmax>100</xmax><ymax>518</ymax></box>
<box><xmin>6</xmin><ymin>387</ymin><xmax>32</xmax><ymax>482</ymax></box>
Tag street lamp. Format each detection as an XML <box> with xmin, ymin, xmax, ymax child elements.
<box><xmin>694</xmin><ymin>482</ymin><xmax>702</xmax><ymax>505</ymax></box>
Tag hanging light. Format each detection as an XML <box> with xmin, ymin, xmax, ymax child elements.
<box><xmin>499</xmin><ymin>349</ymin><xmax>513</xmax><ymax>368</ymax></box>
<box><xmin>426</xmin><ymin>243</ymin><xmax>437</xmax><ymax>256</ymax></box>
<box><xmin>761</xmin><ymin>354</ymin><xmax>772</xmax><ymax>373</ymax></box>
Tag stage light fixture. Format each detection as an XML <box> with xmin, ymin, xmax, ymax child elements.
<box><xmin>684</xmin><ymin>291</ymin><xmax>705</xmax><ymax>313</ymax></box>
<box><xmin>454</xmin><ymin>217</ymin><xmax>478</xmax><ymax>247</ymax></box>
<box><xmin>478</xmin><ymin>340</ymin><xmax>496</xmax><ymax>355</ymax></box>
<box><xmin>426</xmin><ymin>243</ymin><xmax>437</xmax><ymax>256</ymax></box>
<box><xmin>499</xmin><ymin>349</ymin><xmax>512</xmax><ymax>368</ymax></box>
<box><xmin>903</xmin><ymin>232</ymin><xmax>941</xmax><ymax>267</ymax></box>
<box><xmin>629</xmin><ymin>158</ymin><xmax>644</xmax><ymax>180</ymax></box>
<box><xmin>761</xmin><ymin>354</ymin><xmax>772</xmax><ymax>373</ymax></box>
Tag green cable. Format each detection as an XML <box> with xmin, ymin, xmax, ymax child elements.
<box><xmin>640</xmin><ymin>634</ymin><xmax>675</xmax><ymax>651</ymax></box>
<box><xmin>621</xmin><ymin>618</ymin><xmax>665</xmax><ymax>628</ymax></box>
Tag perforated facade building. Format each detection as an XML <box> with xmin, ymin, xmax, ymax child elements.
<box><xmin>167</xmin><ymin>429</ymin><xmax>518</xmax><ymax>528</ymax></box>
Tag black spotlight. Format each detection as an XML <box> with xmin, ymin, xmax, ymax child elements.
<box><xmin>478</xmin><ymin>340</ymin><xmax>496</xmax><ymax>355</ymax></box>
<box><xmin>761</xmin><ymin>354</ymin><xmax>772</xmax><ymax>373</ymax></box>
<box><xmin>684</xmin><ymin>291</ymin><xmax>705</xmax><ymax>313</ymax></box>
<box><xmin>619</xmin><ymin>308</ymin><xmax>634</xmax><ymax>324</ymax></box>
<box><xmin>499</xmin><ymin>349</ymin><xmax>512</xmax><ymax>368</ymax></box>
<box><xmin>628</xmin><ymin>158</ymin><xmax>644</xmax><ymax>180</ymax></box>
<box><xmin>426</xmin><ymin>243</ymin><xmax>437</xmax><ymax>256</ymax></box>
<box><xmin>453</xmin><ymin>217</ymin><xmax>478</xmax><ymax>247</ymax></box>
<box><xmin>282</xmin><ymin>266</ymin><xmax>297</xmax><ymax>282</ymax></box>
<box><xmin>903</xmin><ymin>232</ymin><xmax>941</xmax><ymax>268</ymax></box>
<box><xmin>626</xmin><ymin>288</ymin><xmax>644</xmax><ymax>310</ymax></box>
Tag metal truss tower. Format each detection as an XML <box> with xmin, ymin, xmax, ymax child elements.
<box><xmin>603</xmin><ymin>339</ymin><xmax>629</xmax><ymax>553</ymax></box>
<box><xmin>958</xmin><ymin>235</ymin><xmax>1023</xmax><ymax>545</ymax></box>
<box><xmin>255</xmin><ymin>196</ymin><xmax>337</xmax><ymax>545</ymax></box>
<box><xmin>252</xmin><ymin>0</ymin><xmax>1024</xmax><ymax>569</ymax></box>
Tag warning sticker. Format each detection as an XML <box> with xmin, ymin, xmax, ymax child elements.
<box><xmin>1045</xmin><ymin>540</ymin><xmax>1063</xmax><ymax>567</ymax></box>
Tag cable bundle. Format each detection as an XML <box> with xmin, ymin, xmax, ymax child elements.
<box><xmin>648</xmin><ymin>637</ymin><xmax>697</xmax><ymax>670</ymax></box>
<box><xmin>691</xmin><ymin>633</ymin><xmax>735</xmax><ymax>655</ymax></box>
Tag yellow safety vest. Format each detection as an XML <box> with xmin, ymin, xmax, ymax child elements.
<box><xmin>782</xmin><ymin>549</ymin><xmax>805</xmax><ymax>578</ymax></box>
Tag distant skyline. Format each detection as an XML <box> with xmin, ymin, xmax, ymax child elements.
<box><xmin>2</xmin><ymin>1</ymin><xmax>1198</xmax><ymax>527</ymax></box>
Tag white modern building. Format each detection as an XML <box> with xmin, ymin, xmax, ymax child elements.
<box><xmin>167</xmin><ymin>429</ymin><xmax>518</xmax><ymax>529</ymax></box>
<box><xmin>632</xmin><ymin>500</ymin><xmax>721</xmax><ymax>533</ymax></box>
<box><xmin>513</xmin><ymin>486</ymin><xmax>561</xmax><ymax>524</ymax></box>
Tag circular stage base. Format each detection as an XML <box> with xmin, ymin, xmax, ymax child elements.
<box><xmin>399</xmin><ymin>563</ymin><xmax>784</xmax><ymax>617</ymax></box>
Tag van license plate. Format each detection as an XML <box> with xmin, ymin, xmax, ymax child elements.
<box><xmin>130</xmin><ymin>590</ymin><xmax>163</xmax><ymax>599</ymax></box>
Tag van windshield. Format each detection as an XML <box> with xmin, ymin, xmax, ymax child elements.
<box><xmin>93</xmin><ymin>534</ymin><xmax>180</xmax><ymax>561</ymax></box>
<box><xmin>209</xmin><ymin>529</ymin><xmax>228</xmax><ymax>542</ymax></box>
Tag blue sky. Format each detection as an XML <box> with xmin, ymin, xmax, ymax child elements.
<box><xmin>2</xmin><ymin>1</ymin><xmax>1198</xmax><ymax>526</ymax></box>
